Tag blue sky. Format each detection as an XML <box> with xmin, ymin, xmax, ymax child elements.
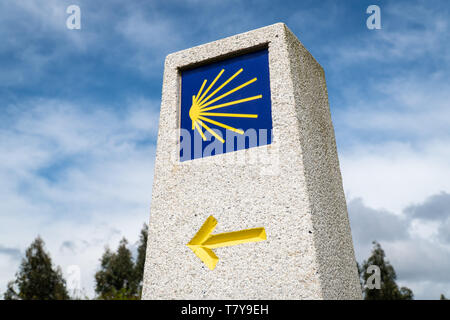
<box><xmin>1</xmin><ymin>0</ymin><xmax>450</xmax><ymax>299</ymax></box>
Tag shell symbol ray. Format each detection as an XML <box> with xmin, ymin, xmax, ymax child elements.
<box><xmin>189</xmin><ymin>68</ymin><xmax>262</xmax><ymax>143</ymax></box>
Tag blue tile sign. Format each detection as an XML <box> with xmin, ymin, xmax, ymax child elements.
<box><xmin>180</xmin><ymin>49</ymin><xmax>272</xmax><ymax>161</ymax></box>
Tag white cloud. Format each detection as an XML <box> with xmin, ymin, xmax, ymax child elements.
<box><xmin>334</xmin><ymin>6</ymin><xmax>450</xmax><ymax>215</ymax></box>
<box><xmin>336</xmin><ymin>2</ymin><xmax>450</xmax><ymax>299</ymax></box>
<box><xmin>335</xmin><ymin>71</ymin><xmax>450</xmax><ymax>144</ymax></box>
<box><xmin>327</xmin><ymin>2</ymin><xmax>449</xmax><ymax>68</ymax></box>
<box><xmin>116</xmin><ymin>10</ymin><xmax>184</xmax><ymax>74</ymax></box>
<box><xmin>341</xmin><ymin>140</ymin><xmax>450</xmax><ymax>215</ymax></box>
<box><xmin>1</xmin><ymin>0</ymin><xmax>449</xmax><ymax>301</ymax></box>
<box><xmin>0</xmin><ymin>98</ymin><xmax>157</xmax><ymax>298</ymax></box>
<box><xmin>348</xmin><ymin>195</ymin><xmax>450</xmax><ymax>299</ymax></box>
<box><xmin>348</xmin><ymin>198</ymin><xmax>409</xmax><ymax>244</ymax></box>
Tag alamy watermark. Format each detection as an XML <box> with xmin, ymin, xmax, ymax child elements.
<box><xmin>172</xmin><ymin>128</ymin><xmax>281</xmax><ymax>176</ymax></box>
<box><xmin>365</xmin><ymin>265</ymin><xmax>381</xmax><ymax>289</ymax></box>
<box><xmin>366</xmin><ymin>5</ymin><xmax>382</xmax><ymax>30</ymax></box>
<box><xmin>66</xmin><ymin>5</ymin><xmax>81</xmax><ymax>30</ymax></box>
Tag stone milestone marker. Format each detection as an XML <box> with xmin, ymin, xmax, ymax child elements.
<box><xmin>142</xmin><ymin>23</ymin><xmax>362</xmax><ymax>299</ymax></box>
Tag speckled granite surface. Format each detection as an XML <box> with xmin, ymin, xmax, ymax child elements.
<box><xmin>142</xmin><ymin>23</ymin><xmax>361</xmax><ymax>300</ymax></box>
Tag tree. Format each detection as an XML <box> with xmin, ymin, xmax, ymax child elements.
<box><xmin>360</xmin><ymin>241</ymin><xmax>413</xmax><ymax>300</ymax></box>
<box><xmin>399</xmin><ymin>287</ymin><xmax>414</xmax><ymax>300</ymax></box>
<box><xmin>356</xmin><ymin>262</ymin><xmax>364</xmax><ymax>294</ymax></box>
<box><xmin>4</xmin><ymin>281</ymin><xmax>19</xmax><ymax>300</ymax></box>
<box><xmin>95</xmin><ymin>238</ymin><xmax>138</xmax><ymax>299</ymax></box>
<box><xmin>135</xmin><ymin>223</ymin><xmax>148</xmax><ymax>297</ymax></box>
<box><xmin>94</xmin><ymin>248</ymin><xmax>115</xmax><ymax>297</ymax></box>
<box><xmin>4</xmin><ymin>236</ymin><xmax>69</xmax><ymax>300</ymax></box>
<box><xmin>440</xmin><ymin>294</ymin><xmax>448</xmax><ymax>300</ymax></box>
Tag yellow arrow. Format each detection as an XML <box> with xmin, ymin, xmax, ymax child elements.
<box><xmin>187</xmin><ymin>215</ymin><xmax>267</xmax><ymax>270</ymax></box>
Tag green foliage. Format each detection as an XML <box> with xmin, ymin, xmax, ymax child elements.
<box><xmin>3</xmin><ymin>236</ymin><xmax>69</xmax><ymax>300</ymax></box>
<box><xmin>440</xmin><ymin>294</ymin><xmax>448</xmax><ymax>300</ymax></box>
<box><xmin>361</xmin><ymin>241</ymin><xmax>413</xmax><ymax>300</ymax></box>
<box><xmin>3</xmin><ymin>224</ymin><xmax>149</xmax><ymax>300</ymax></box>
<box><xmin>135</xmin><ymin>223</ymin><xmax>148</xmax><ymax>297</ymax></box>
<box><xmin>399</xmin><ymin>287</ymin><xmax>414</xmax><ymax>300</ymax></box>
<box><xmin>95</xmin><ymin>238</ymin><xmax>138</xmax><ymax>299</ymax></box>
<box><xmin>95</xmin><ymin>224</ymin><xmax>148</xmax><ymax>300</ymax></box>
<box><xmin>96</xmin><ymin>287</ymin><xmax>140</xmax><ymax>300</ymax></box>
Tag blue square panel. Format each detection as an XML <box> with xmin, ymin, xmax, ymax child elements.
<box><xmin>180</xmin><ymin>49</ymin><xmax>272</xmax><ymax>161</ymax></box>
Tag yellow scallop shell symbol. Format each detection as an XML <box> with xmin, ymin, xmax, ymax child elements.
<box><xmin>189</xmin><ymin>68</ymin><xmax>262</xmax><ymax>143</ymax></box>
